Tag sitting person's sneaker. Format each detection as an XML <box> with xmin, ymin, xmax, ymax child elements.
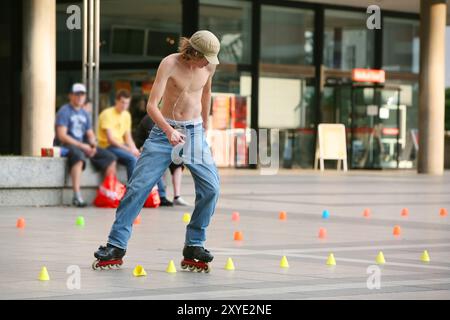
<box><xmin>72</xmin><ymin>195</ymin><xmax>87</xmax><ymax>207</ymax></box>
<box><xmin>173</xmin><ymin>196</ymin><xmax>189</xmax><ymax>206</ymax></box>
<box><xmin>159</xmin><ymin>197</ymin><xmax>173</xmax><ymax>207</ymax></box>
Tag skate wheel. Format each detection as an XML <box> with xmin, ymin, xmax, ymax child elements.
<box><xmin>188</xmin><ymin>265</ymin><xmax>196</xmax><ymax>271</ymax></box>
<box><xmin>92</xmin><ymin>260</ymin><xmax>100</xmax><ymax>270</ymax></box>
<box><xmin>204</xmin><ymin>265</ymin><xmax>210</xmax><ymax>273</ymax></box>
<box><xmin>181</xmin><ymin>262</ymin><xmax>187</xmax><ymax>270</ymax></box>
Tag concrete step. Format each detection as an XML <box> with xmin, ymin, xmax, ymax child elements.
<box><xmin>0</xmin><ymin>156</ymin><xmax>127</xmax><ymax>206</ymax></box>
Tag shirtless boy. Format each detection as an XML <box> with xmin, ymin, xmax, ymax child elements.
<box><xmin>92</xmin><ymin>30</ymin><xmax>221</xmax><ymax>272</ymax></box>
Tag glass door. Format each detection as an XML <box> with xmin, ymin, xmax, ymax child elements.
<box><xmin>350</xmin><ymin>86</ymin><xmax>401</xmax><ymax>169</ymax></box>
<box><xmin>322</xmin><ymin>82</ymin><xmax>352</xmax><ymax>168</ymax></box>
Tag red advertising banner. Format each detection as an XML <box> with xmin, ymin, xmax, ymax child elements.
<box><xmin>352</xmin><ymin>68</ymin><xmax>385</xmax><ymax>83</ymax></box>
<box><xmin>212</xmin><ymin>96</ymin><xmax>230</xmax><ymax>130</ymax></box>
<box><xmin>231</xmin><ymin>96</ymin><xmax>247</xmax><ymax>129</ymax></box>
<box><xmin>141</xmin><ymin>81</ymin><xmax>153</xmax><ymax>95</ymax></box>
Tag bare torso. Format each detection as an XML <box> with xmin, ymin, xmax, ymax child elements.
<box><xmin>160</xmin><ymin>53</ymin><xmax>213</xmax><ymax>121</ymax></box>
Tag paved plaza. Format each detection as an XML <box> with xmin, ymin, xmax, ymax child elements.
<box><xmin>0</xmin><ymin>169</ymin><xmax>449</xmax><ymax>300</ymax></box>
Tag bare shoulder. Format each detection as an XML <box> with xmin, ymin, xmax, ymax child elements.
<box><xmin>157</xmin><ymin>54</ymin><xmax>179</xmax><ymax>75</ymax></box>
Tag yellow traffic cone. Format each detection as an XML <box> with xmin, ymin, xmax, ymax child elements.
<box><xmin>421</xmin><ymin>250</ymin><xmax>430</xmax><ymax>263</ymax></box>
<box><xmin>182</xmin><ymin>213</ymin><xmax>191</xmax><ymax>224</ymax></box>
<box><xmin>280</xmin><ymin>256</ymin><xmax>289</xmax><ymax>268</ymax></box>
<box><xmin>326</xmin><ymin>253</ymin><xmax>336</xmax><ymax>266</ymax></box>
<box><xmin>225</xmin><ymin>258</ymin><xmax>235</xmax><ymax>271</ymax></box>
<box><xmin>376</xmin><ymin>251</ymin><xmax>386</xmax><ymax>265</ymax></box>
<box><xmin>166</xmin><ymin>260</ymin><xmax>177</xmax><ymax>273</ymax></box>
<box><xmin>133</xmin><ymin>265</ymin><xmax>147</xmax><ymax>277</ymax></box>
<box><xmin>38</xmin><ymin>266</ymin><xmax>50</xmax><ymax>281</ymax></box>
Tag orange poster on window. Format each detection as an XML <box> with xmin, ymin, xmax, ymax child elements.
<box><xmin>212</xmin><ymin>96</ymin><xmax>230</xmax><ymax>130</ymax></box>
<box><xmin>115</xmin><ymin>81</ymin><xmax>132</xmax><ymax>92</ymax></box>
<box><xmin>141</xmin><ymin>81</ymin><xmax>153</xmax><ymax>95</ymax></box>
<box><xmin>231</xmin><ymin>96</ymin><xmax>247</xmax><ymax>129</ymax></box>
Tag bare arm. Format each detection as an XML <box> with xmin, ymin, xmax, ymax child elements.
<box><xmin>124</xmin><ymin>131</ymin><xmax>138</xmax><ymax>150</ymax></box>
<box><xmin>104</xmin><ymin>129</ymin><xmax>128</xmax><ymax>150</ymax></box>
<box><xmin>146</xmin><ymin>57</ymin><xmax>176</xmax><ymax>136</ymax></box>
<box><xmin>85</xmin><ymin>129</ymin><xmax>97</xmax><ymax>147</ymax></box>
<box><xmin>56</xmin><ymin>126</ymin><xmax>84</xmax><ymax>148</ymax></box>
<box><xmin>201</xmin><ymin>68</ymin><xmax>215</xmax><ymax>130</ymax></box>
<box><xmin>57</xmin><ymin>126</ymin><xmax>95</xmax><ymax>156</ymax></box>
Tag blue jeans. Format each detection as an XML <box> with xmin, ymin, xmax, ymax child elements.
<box><xmin>107</xmin><ymin>118</ymin><xmax>220</xmax><ymax>249</ymax></box>
<box><xmin>107</xmin><ymin>146</ymin><xmax>167</xmax><ymax>198</ymax></box>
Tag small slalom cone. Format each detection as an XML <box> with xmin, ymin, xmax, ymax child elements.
<box><xmin>234</xmin><ymin>231</ymin><xmax>243</xmax><ymax>241</ymax></box>
<box><xmin>16</xmin><ymin>217</ymin><xmax>25</xmax><ymax>229</ymax></box>
<box><xmin>182</xmin><ymin>213</ymin><xmax>191</xmax><ymax>224</ymax></box>
<box><xmin>225</xmin><ymin>258</ymin><xmax>235</xmax><ymax>271</ymax></box>
<box><xmin>280</xmin><ymin>256</ymin><xmax>289</xmax><ymax>268</ymax></box>
<box><xmin>393</xmin><ymin>225</ymin><xmax>401</xmax><ymax>236</ymax></box>
<box><xmin>376</xmin><ymin>251</ymin><xmax>386</xmax><ymax>265</ymax></box>
<box><xmin>133</xmin><ymin>215</ymin><xmax>141</xmax><ymax>225</ymax></box>
<box><xmin>133</xmin><ymin>265</ymin><xmax>147</xmax><ymax>277</ymax></box>
<box><xmin>318</xmin><ymin>228</ymin><xmax>327</xmax><ymax>239</ymax></box>
<box><xmin>439</xmin><ymin>208</ymin><xmax>448</xmax><ymax>217</ymax></box>
<box><xmin>38</xmin><ymin>267</ymin><xmax>50</xmax><ymax>281</ymax></box>
<box><xmin>279</xmin><ymin>211</ymin><xmax>287</xmax><ymax>221</ymax></box>
<box><xmin>401</xmin><ymin>208</ymin><xmax>409</xmax><ymax>217</ymax></box>
<box><xmin>326</xmin><ymin>253</ymin><xmax>336</xmax><ymax>266</ymax></box>
<box><xmin>231</xmin><ymin>211</ymin><xmax>240</xmax><ymax>222</ymax></box>
<box><xmin>75</xmin><ymin>216</ymin><xmax>85</xmax><ymax>227</ymax></box>
<box><xmin>322</xmin><ymin>210</ymin><xmax>330</xmax><ymax>219</ymax></box>
<box><xmin>421</xmin><ymin>250</ymin><xmax>430</xmax><ymax>263</ymax></box>
<box><xmin>363</xmin><ymin>209</ymin><xmax>371</xmax><ymax>218</ymax></box>
<box><xmin>166</xmin><ymin>260</ymin><xmax>177</xmax><ymax>273</ymax></box>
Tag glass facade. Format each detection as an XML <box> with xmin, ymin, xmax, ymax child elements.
<box><xmin>383</xmin><ymin>17</ymin><xmax>420</xmax><ymax>73</ymax></box>
<box><xmin>57</xmin><ymin>2</ymin><xmax>83</xmax><ymax>62</ymax></box>
<box><xmin>53</xmin><ymin>0</ymin><xmax>421</xmax><ymax>170</ymax></box>
<box><xmin>261</xmin><ymin>5</ymin><xmax>314</xmax><ymax>66</ymax></box>
<box><xmin>100</xmin><ymin>0</ymin><xmax>181</xmax><ymax>63</ymax></box>
<box><xmin>259</xmin><ymin>5</ymin><xmax>315</xmax><ymax>168</ymax></box>
<box><xmin>199</xmin><ymin>0</ymin><xmax>252</xmax><ymax>65</ymax></box>
<box><xmin>324</xmin><ymin>10</ymin><xmax>375</xmax><ymax>70</ymax></box>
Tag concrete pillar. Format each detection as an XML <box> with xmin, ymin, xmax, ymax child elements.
<box><xmin>22</xmin><ymin>0</ymin><xmax>56</xmax><ymax>156</ymax></box>
<box><xmin>418</xmin><ymin>0</ymin><xmax>447</xmax><ymax>174</ymax></box>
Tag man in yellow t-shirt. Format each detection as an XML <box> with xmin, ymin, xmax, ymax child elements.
<box><xmin>98</xmin><ymin>89</ymin><xmax>140</xmax><ymax>180</ymax></box>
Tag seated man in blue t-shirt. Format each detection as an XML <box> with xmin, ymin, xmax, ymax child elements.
<box><xmin>55</xmin><ymin>83</ymin><xmax>118</xmax><ymax>207</ymax></box>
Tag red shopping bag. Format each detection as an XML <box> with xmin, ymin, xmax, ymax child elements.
<box><xmin>143</xmin><ymin>186</ymin><xmax>160</xmax><ymax>208</ymax></box>
<box><xmin>93</xmin><ymin>175</ymin><xmax>126</xmax><ymax>208</ymax></box>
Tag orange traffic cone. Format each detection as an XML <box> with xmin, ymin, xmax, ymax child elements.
<box><xmin>439</xmin><ymin>208</ymin><xmax>448</xmax><ymax>217</ymax></box>
<box><xmin>231</xmin><ymin>211</ymin><xmax>240</xmax><ymax>222</ymax></box>
<box><xmin>393</xmin><ymin>225</ymin><xmax>401</xmax><ymax>236</ymax></box>
<box><xmin>401</xmin><ymin>208</ymin><xmax>409</xmax><ymax>217</ymax></box>
<box><xmin>318</xmin><ymin>228</ymin><xmax>327</xmax><ymax>239</ymax></box>
<box><xmin>16</xmin><ymin>218</ymin><xmax>25</xmax><ymax>229</ymax></box>
<box><xmin>363</xmin><ymin>209</ymin><xmax>371</xmax><ymax>218</ymax></box>
<box><xmin>279</xmin><ymin>211</ymin><xmax>287</xmax><ymax>221</ymax></box>
<box><xmin>133</xmin><ymin>215</ymin><xmax>141</xmax><ymax>225</ymax></box>
<box><xmin>234</xmin><ymin>231</ymin><xmax>244</xmax><ymax>241</ymax></box>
